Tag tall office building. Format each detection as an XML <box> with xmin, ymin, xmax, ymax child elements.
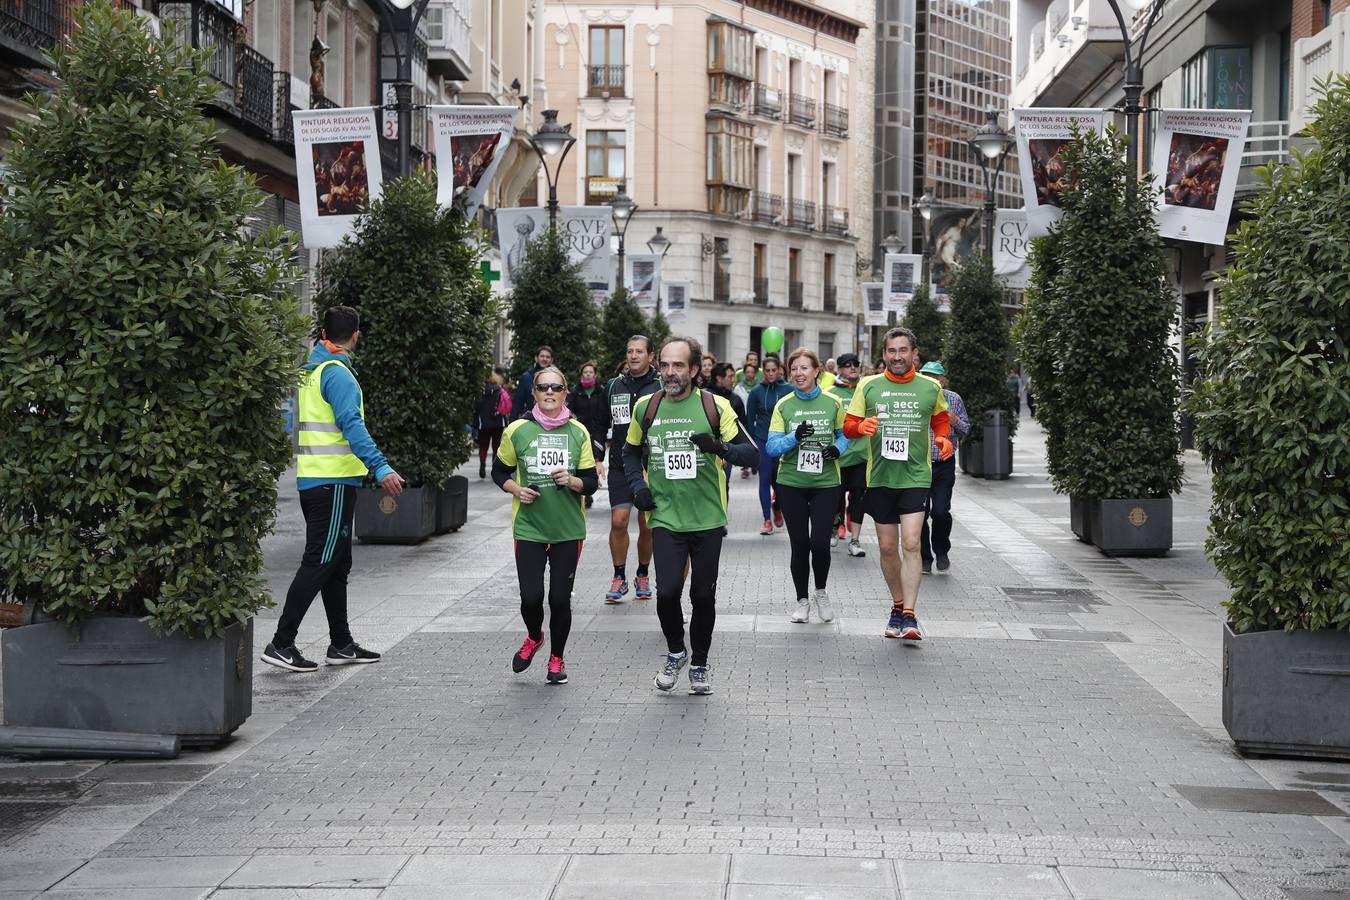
<box><xmin>873</xmin><ymin>0</ymin><xmax>917</xmax><ymax>260</ymax></box>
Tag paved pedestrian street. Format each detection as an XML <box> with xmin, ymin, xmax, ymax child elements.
<box><xmin>2</xmin><ymin>420</ymin><xmax>1348</xmax><ymax>899</ymax></box>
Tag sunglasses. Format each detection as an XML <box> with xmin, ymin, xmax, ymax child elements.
<box><xmin>534</xmin><ymin>383</ymin><xmax>566</xmax><ymax>394</ymax></box>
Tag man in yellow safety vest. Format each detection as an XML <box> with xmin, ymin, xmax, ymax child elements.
<box><xmin>262</xmin><ymin>305</ymin><xmax>405</xmax><ymax>673</ymax></box>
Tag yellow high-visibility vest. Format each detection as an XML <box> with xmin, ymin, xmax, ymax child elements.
<box><xmin>296</xmin><ymin>360</ymin><xmax>368</xmax><ymax>479</ymax></box>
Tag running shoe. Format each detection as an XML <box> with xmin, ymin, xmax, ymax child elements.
<box><xmin>634</xmin><ymin>574</ymin><xmax>652</xmax><ymax>600</ymax></box>
<box><xmin>325</xmin><ymin>642</ymin><xmax>381</xmax><ymax>665</ymax></box>
<box><xmin>688</xmin><ymin>665</ymin><xmax>713</xmax><ymax>695</ymax></box>
<box><xmin>922</xmin><ymin>559</ymin><xmax>933</xmax><ymax>575</ymax></box>
<box><xmin>773</xmin><ymin>508</ymin><xmax>785</xmax><ymax>528</ymax></box>
<box><xmin>812</xmin><ymin>589</ymin><xmax>834</xmax><ymax>623</ymax></box>
<box><xmin>760</xmin><ymin>520</ymin><xmax>773</xmax><ymax>536</ymax></box>
<box><xmin>261</xmin><ymin>642</ymin><xmax>318</xmax><ymax>673</ymax></box>
<box><xmin>837</xmin><ymin>523</ymin><xmax>847</xmax><ymax>540</ymax></box>
<box><xmin>605</xmin><ymin>577</ymin><xmax>629</xmax><ymax>603</ymax></box>
<box><xmin>790</xmin><ymin>598</ymin><xmax>811</xmax><ymax>623</ymax></box>
<box><xmin>512</xmin><ymin>632</ymin><xmax>545</xmax><ymax>672</ymax></box>
<box><xmin>884</xmin><ymin>609</ymin><xmax>906</xmax><ymax>639</ymax></box>
<box><xmin>936</xmin><ymin>555</ymin><xmax>950</xmax><ymax>572</ymax></box>
<box><xmin>546</xmin><ymin>655</ymin><xmax>568</xmax><ymax>684</ymax></box>
<box><xmin>847</xmin><ymin>539</ymin><xmax>866</xmax><ymax>558</ymax></box>
<box><xmin>654</xmin><ymin>650</ymin><xmax>689</xmax><ymax>691</ymax></box>
<box><xmin>899</xmin><ymin>611</ymin><xmax>923</xmax><ymax>641</ymax></box>
<box><xmin>830</xmin><ymin>532</ymin><xmax>839</xmax><ymax>548</ymax></box>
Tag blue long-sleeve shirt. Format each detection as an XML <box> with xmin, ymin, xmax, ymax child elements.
<box><xmin>765</xmin><ymin>386</ymin><xmax>851</xmax><ymax>459</ymax></box>
<box><xmin>297</xmin><ymin>344</ymin><xmax>395</xmax><ymax>492</ymax></box>
<box><xmin>745</xmin><ymin>379</ymin><xmax>793</xmax><ymax>444</ymax></box>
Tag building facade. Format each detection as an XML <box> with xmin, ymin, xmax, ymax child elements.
<box><xmin>873</xmin><ymin>0</ymin><xmax>917</xmax><ymax>265</ymax></box>
<box><xmin>538</xmin><ymin>0</ymin><xmax>872</xmax><ymax>366</ymax></box>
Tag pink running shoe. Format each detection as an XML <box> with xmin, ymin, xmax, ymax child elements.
<box><xmin>546</xmin><ymin>655</ymin><xmax>568</xmax><ymax>684</ymax></box>
<box><xmin>512</xmin><ymin>633</ymin><xmax>544</xmax><ymax>673</ymax></box>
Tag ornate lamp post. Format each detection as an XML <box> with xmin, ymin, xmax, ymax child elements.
<box><xmin>968</xmin><ymin>110</ymin><xmax>1016</xmax><ymax>258</ymax></box>
<box><xmin>608</xmin><ymin>180</ymin><xmax>637</xmax><ymax>290</ymax></box>
<box><xmin>1104</xmin><ymin>0</ymin><xmax>1165</xmax><ymax>171</ymax></box>
<box><xmin>915</xmin><ymin>190</ymin><xmax>935</xmax><ymax>283</ymax></box>
<box><xmin>528</xmin><ymin>109</ymin><xmax>577</xmax><ymax>230</ymax></box>
<box><xmin>377</xmin><ymin>0</ymin><xmax>432</xmax><ymax>177</ymax></box>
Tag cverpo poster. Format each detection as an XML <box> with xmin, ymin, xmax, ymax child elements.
<box><xmin>495</xmin><ymin>206</ymin><xmax>614</xmax><ymax>292</ymax></box>
<box><xmin>992</xmin><ymin>209</ymin><xmax>1030</xmax><ymax>289</ymax></box>
<box><xmin>1151</xmin><ymin>109</ymin><xmax>1251</xmax><ymax>245</ymax></box>
<box><xmin>664</xmin><ymin>281</ymin><xmax>689</xmax><ymax>323</ymax></box>
<box><xmin>430</xmin><ymin>105</ymin><xmax>516</xmax><ymax>219</ymax></box>
<box><xmin>862</xmin><ymin>282</ymin><xmax>887</xmax><ymax>327</ymax></box>
<box><xmin>1011</xmin><ymin>108</ymin><xmax>1107</xmax><ymax>238</ymax></box>
<box><xmin>626</xmin><ymin>253</ymin><xmax>662</xmax><ymax>313</ymax></box>
<box><xmin>883</xmin><ymin>253</ymin><xmax>922</xmax><ymax>314</ymax></box>
<box><xmin>293</xmin><ymin>108</ymin><xmax>384</xmax><ymax>248</ymax></box>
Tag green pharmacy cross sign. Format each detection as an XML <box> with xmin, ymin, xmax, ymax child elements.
<box><xmin>480</xmin><ymin>261</ymin><xmax>500</xmax><ymax>286</ymax></box>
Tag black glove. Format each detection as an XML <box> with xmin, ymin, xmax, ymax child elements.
<box><xmin>794</xmin><ymin>421</ymin><xmax>815</xmax><ymax>441</ymax></box>
<box><xmin>690</xmin><ymin>432</ymin><xmax>725</xmax><ymax>458</ymax></box>
<box><xmin>822</xmin><ymin>445</ymin><xmax>840</xmax><ymax>461</ymax></box>
<box><xmin>633</xmin><ymin>485</ymin><xmax>656</xmax><ymax>511</ymax></box>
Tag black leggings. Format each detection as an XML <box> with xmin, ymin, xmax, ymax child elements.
<box><xmin>515</xmin><ymin>539</ymin><xmax>581</xmax><ymax>656</ymax></box>
<box><xmin>777</xmin><ymin>484</ymin><xmax>841</xmax><ymax>599</ymax></box>
<box><xmin>652</xmin><ymin>526</ymin><xmax>724</xmax><ymax>667</ymax></box>
<box><xmin>835</xmin><ymin>464</ymin><xmax>866</xmax><ymax>529</ymax></box>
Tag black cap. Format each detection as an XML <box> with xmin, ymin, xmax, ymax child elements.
<box><xmin>837</xmin><ymin>353</ymin><xmax>861</xmax><ymax>367</ymax></box>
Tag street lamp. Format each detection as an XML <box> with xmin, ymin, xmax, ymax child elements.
<box><xmin>1104</xmin><ymin>0</ymin><xmax>1165</xmax><ymax>172</ymax></box>
<box><xmin>646</xmin><ymin>226</ymin><xmax>672</xmax><ymax>258</ymax></box>
<box><xmin>377</xmin><ymin>0</ymin><xmax>433</xmax><ymax>177</ymax></box>
<box><xmin>968</xmin><ymin>109</ymin><xmax>1015</xmax><ymax>258</ymax></box>
<box><xmin>880</xmin><ymin>233</ymin><xmax>904</xmax><ymax>256</ymax></box>
<box><xmin>608</xmin><ymin>180</ymin><xmax>637</xmax><ymax>290</ymax></box>
<box><xmin>915</xmin><ymin>190</ymin><xmax>936</xmax><ymax>282</ymax></box>
<box><xmin>529</xmin><ymin>109</ymin><xmax>576</xmax><ymax>230</ymax></box>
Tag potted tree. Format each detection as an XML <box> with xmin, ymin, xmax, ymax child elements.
<box><xmin>900</xmin><ymin>281</ymin><xmax>948</xmax><ymax>367</ymax></box>
<box><xmin>0</xmin><ymin>4</ymin><xmax>305</xmax><ymax>743</ymax></box>
<box><xmin>1189</xmin><ymin>76</ymin><xmax>1350</xmax><ymax>758</ymax></box>
<box><xmin>315</xmin><ymin>175</ymin><xmax>494</xmax><ymax>543</ymax></box>
<box><xmin>1020</xmin><ymin>129</ymin><xmax>1181</xmax><ymax>554</ymax></box>
<box><xmin>507</xmin><ymin>228</ymin><xmax>600</xmax><ymax>379</ymax></box>
<box><xmin>944</xmin><ymin>254</ymin><xmax>1016</xmax><ymax>480</ymax></box>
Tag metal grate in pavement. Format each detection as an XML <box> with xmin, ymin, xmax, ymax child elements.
<box><xmin>1030</xmin><ymin>628</ymin><xmax>1132</xmax><ymax>643</ymax></box>
<box><xmin>1173</xmin><ymin>785</ymin><xmax>1348</xmax><ymax>817</ymax></box>
<box><xmin>0</xmin><ymin>800</ymin><xmax>65</xmax><ymax>840</ymax></box>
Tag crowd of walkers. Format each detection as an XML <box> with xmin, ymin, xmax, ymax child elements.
<box><xmin>265</xmin><ymin>307</ymin><xmax>972</xmax><ymax>699</ymax></box>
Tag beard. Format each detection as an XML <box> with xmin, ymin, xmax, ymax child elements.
<box><xmin>888</xmin><ymin>358</ymin><xmax>912</xmax><ymax>376</ymax></box>
<box><xmin>663</xmin><ymin>374</ymin><xmax>690</xmax><ymax>396</ymax></box>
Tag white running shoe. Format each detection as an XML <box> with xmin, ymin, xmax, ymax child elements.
<box><xmin>830</xmin><ymin>533</ymin><xmax>839</xmax><ymax>548</ymax></box>
<box><xmin>790</xmin><ymin>598</ymin><xmax>811</xmax><ymax>623</ymax></box>
<box><xmin>812</xmin><ymin>589</ymin><xmax>834</xmax><ymax>623</ymax></box>
<box><xmin>847</xmin><ymin>539</ymin><xmax>866</xmax><ymax>558</ymax></box>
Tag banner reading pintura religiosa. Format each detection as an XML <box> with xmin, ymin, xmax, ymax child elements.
<box><xmin>292</xmin><ymin>108</ymin><xmax>384</xmax><ymax>248</ymax></box>
<box><xmin>1150</xmin><ymin>108</ymin><xmax>1251</xmax><ymax>246</ymax></box>
<box><xmin>429</xmin><ymin>105</ymin><xmax>516</xmax><ymax>220</ymax></box>
<box><xmin>1011</xmin><ymin>107</ymin><xmax>1106</xmax><ymax>238</ymax></box>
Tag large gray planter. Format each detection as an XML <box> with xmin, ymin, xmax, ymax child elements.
<box><xmin>435</xmin><ymin>476</ymin><xmax>468</xmax><ymax>535</ymax></box>
<box><xmin>980</xmin><ymin>410</ymin><xmax>1012</xmax><ymax>480</ymax></box>
<box><xmin>354</xmin><ymin>484</ymin><xmax>436</xmax><ymax>544</ymax></box>
<box><xmin>1223</xmin><ymin>622</ymin><xmax>1350</xmax><ymax>760</ymax></box>
<box><xmin>959</xmin><ymin>438</ymin><xmax>985</xmax><ymax>477</ymax></box>
<box><xmin>1090</xmin><ymin>497</ymin><xmax>1171</xmax><ymax>556</ymax></box>
<box><xmin>1</xmin><ymin>617</ymin><xmax>252</xmax><ymax>746</ymax></box>
<box><xmin>1069</xmin><ymin>496</ymin><xmax>1093</xmax><ymax>544</ymax></box>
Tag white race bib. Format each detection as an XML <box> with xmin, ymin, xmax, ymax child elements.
<box><xmin>797</xmin><ymin>449</ymin><xmax>823</xmax><ymax>474</ymax></box>
<box><xmin>881</xmin><ymin>426</ymin><xmax>909</xmax><ymax>461</ymax></box>
<box><xmin>663</xmin><ymin>449</ymin><xmax>697</xmax><ymax>480</ymax></box>
<box><xmin>535</xmin><ymin>434</ymin><xmax>570</xmax><ymax>474</ymax></box>
<box><xmin>610</xmin><ymin>394</ymin><xmax>632</xmax><ymax>426</ymax></box>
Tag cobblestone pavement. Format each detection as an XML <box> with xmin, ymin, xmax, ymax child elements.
<box><xmin>2</xmin><ymin>418</ymin><xmax>1348</xmax><ymax>899</ymax></box>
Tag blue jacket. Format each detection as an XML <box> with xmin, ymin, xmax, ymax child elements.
<box><xmin>745</xmin><ymin>378</ymin><xmax>793</xmax><ymax>444</ymax></box>
<box><xmin>297</xmin><ymin>343</ymin><xmax>395</xmax><ymax>492</ymax></box>
<box><xmin>765</xmin><ymin>386</ymin><xmax>851</xmax><ymax>459</ymax></box>
<box><xmin>511</xmin><ymin>365</ymin><xmax>539</xmax><ymax>420</ymax></box>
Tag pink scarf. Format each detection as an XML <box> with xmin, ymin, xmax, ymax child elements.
<box><xmin>531</xmin><ymin>403</ymin><xmax>572</xmax><ymax>430</ymax></box>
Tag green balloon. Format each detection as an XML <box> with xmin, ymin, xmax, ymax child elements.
<box><xmin>762</xmin><ymin>326</ymin><xmax>785</xmax><ymax>354</ymax></box>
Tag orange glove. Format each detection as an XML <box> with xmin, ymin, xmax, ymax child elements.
<box><xmin>858</xmin><ymin>416</ymin><xmax>879</xmax><ymax>436</ymax></box>
<box><xmin>935</xmin><ymin>435</ymin><xmax>954</xmax><ymax>461</ymax></box>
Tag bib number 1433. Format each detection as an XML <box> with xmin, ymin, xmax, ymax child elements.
<box><xmin>663</xmin><ymin>449</ymin><xmax>697</xmax><ymax>480</ymax></box>
<box><xmin>881</xmin><ymin>431</ymin><xmax>909</xmax><ymax>461</ymax></box>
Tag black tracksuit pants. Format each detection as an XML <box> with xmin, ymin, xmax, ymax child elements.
<box><xmin>515</xmin><ymin>539</ymin><xmax>582</xmax><ymax>656</ymax></box>
<box><xmin>274</xmin><ymin>484</ymin><xmax>356</xmax><ymax>650</ymax></box>
<box><xmin>777</xmin><ymin>484</ymin><xmax>841</xmax><ymax>599</ymax></box>
<box><xmin>652</xmin><ymin>526</ymin><xmax>724</xmax><ymax>667</ymax></box>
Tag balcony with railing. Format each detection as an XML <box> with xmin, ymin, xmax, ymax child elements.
<box><xmin>1</xmin><ymin>0</ymin><xmax>58</xmax><ymax>66</ymax></box>
<box><xmin>425</xmin><ymin>0</ymin><xmax>471</xmax><ymax>81</ymax></box>
<box><xmin>821</xmin><ymin>102</ymin><xmax>847</xmax><ymax>137</ymax></box>
<box><xmin>1237</xmin><ymin>120</ymin><xmax>1290</xmax><ymax>192</ymax></box>
<box><xmin>274</xmin><ymin>70</ymin><xmax>297</xmax><ymax>146</ymax></box>
<box><xmin>788</xmin><ymin>94</ymin><xmax>815</xmax><ymax>128</ymax></box>
<box><xmin>823</xmin><ymin>206</ymin><xmax>848</xmax><ymax>235</ymax></box>
<box><xmin>160</xmin><ymin>0</ymin><xmax>275</xmax><ymax>138</ymax></box>
<box><xmin>713</xmin><ymin>269</ymin><xmax>731</xmax><ymax>304</ymax></box>
<box><xmin>788</xmin><ymin>281</ymin><xmax>804</xmax><ymax>310</ymax></box>
<box><xmin>589</xmin><ymin>63</ymin><xmax>625</xmax><ymax>97</ymax></box>
<box><xmin>752</xmin><ymin>82</ymin><xmax>782</xmax><ymax>119</ymax></box>
<box><xmin>823</xmin><ymin>285</ymin><xmax>838</xmax><ymax>313</ymax></box>
<box><xmin>235</xmin><ymin>43</ymin><xmax>274</xmax><ymax>137</ymax></box>
<box><xmin>786</xmin><ymin>198</ymin><xmax>816</xmax><ymax>230</ymax></box>
<box><xmin>751</xmin><ymin>191</ymin><xmax>782</xmax><ymax>224</ymax></box>
<box><xmin>1291</xmin><ymin>7</ymin><xmax>1349</xmax><ymax>134</ymax></box>
<box><xmin>753</xmin><ymin>276</ymin><xmax>769</xmax><ymax>305</ymax></box>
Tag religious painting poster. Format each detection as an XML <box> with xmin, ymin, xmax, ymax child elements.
<box><xmin>1011</xmin><ymin>108</ymin><xmax>1107</xmax><ymax>238</ymax></box>
<box><xmin>495</xmin><ymin>206</ymin><xmax>614</xmax><ymax>292</ymax></box>
<box><xmin>1151</xmin><ymin>109</ymin><xmax>1251</xmax><ymax>245</ymax></box>
<box><xmin>992</xmin><ymin>209</ymin><xmax>1031</xmax><ymax>289</ymax></box>
<box><xmin>293</xmin><ymin>108</ymin><xmax>383</xmax><ymax>248</ymax></box>
<box><xmin>664</xmin><ymin>281</ymin><xmax>689</xmax><ymax>323</ymax></box>
<box><xmin>862</xmin><ymin>282</ymin><xmax>887</xmax><ymax>326</ymax></box>
<box><xmin>430</xmin><ymin>105</ymin><xmax>517</xmax><ymax>219</ymax></box>
<box><xmin>927</xmin><ymin>207</ymin><xmax>981</xmax><ymax>294</ymax></box>
<box><xmin>883</xmin><ymin>253</ymin><xmax>922</xmax><ymax>314</ymax></box>
<box><xmin>626</xmin><ymin>253</ymin><xmax>662</xmax><ymax>313</ymax></box>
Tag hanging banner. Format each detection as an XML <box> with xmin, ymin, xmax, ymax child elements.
<box><xmin>495</xmin><ymin>206</ymin><xmax>614</xmax><ymax>292</ymax></box>
<box><xmin>1011</xmin><ymin>108</ymin><xmax>1107</xmax><ymax>238</ymax></box>
<box><xmin>430</xmin><ymin>105</ymin><xmax>517</xmax><ymax>220</ymax></box>
<box><xmin>626</xmin><ymin>253</ymin><xmax>663</xmax><ymax>313</ymax></box>
<box><xmin>1152</xmin><ymin>109</ymin><xmax>1251</xmax><ymax>245</ymax></box>
<box><xmin>883</xmin><ymin>253</ymin><xmax>922</xmax><ymax>314</ymax></box>
<box><xmin>862</xmin><ymin>282</ymin><xmax>887</xmax><ymax>327</ymax></box>
<box><xmin>993</xmin><ymin>209</ymin><xmax>1031</xmax><ymax>289</ymax></box>
<box><xmin>664</xmin><ymin>281</ymin><xmax>689</xmax><ymax>324</ymax></box>
<box><xmin>928</xmin><ymin>207</ymin><xmax>981</xmax><ymax>294</ymax></box>
<box><xmin>292</xmin><ymin>107</ymin><xmax>383</xmax><ymax>248</ymax></box>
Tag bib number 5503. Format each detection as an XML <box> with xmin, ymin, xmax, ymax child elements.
<box><xmin>663</xmin><ymin>449</ymin><xmax>697</xmax><ymax>480</ymax></box>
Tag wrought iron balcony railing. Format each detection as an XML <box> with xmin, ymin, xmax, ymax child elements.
<box><xmin>1</xmin><ymin>0</ymin><xmax>59</xmax><ymax>65</ymax></box>
<box><xmin>787</xmin><ymin>198</ymin><xmax>816</xmax><ymax>230</ymax></box>
<box><xmin>274</xmin><ymin>70</ymin><xmax>297</xmax><ymax>146</ymax></box>
<box><xmin>753</xmin><ymin>276</ymin><xmax>769</xmax><ymax>305</ymax></box>
<box><xmin>588</xmin><ymin>64</ymin><xmax>625</xmax><ymax>96</ymax></box>
<box><xmin>822</xmin><ymin>101</ymin><xmax>848</xmax><ymax>137</ymax></box>
<box><xmin>788</xmin><ymin>94</ymin><xmax>815</xmax><ymax>128</ymax></box>
<box><xmin>751</xmin><ymin>191</ymin><xmax>781</xmax><ymax>225</ymax></box>
<box><xmin>823</xmin><ymin>206</ymin><xmax>848</xmax><ymax>235</ymax></box>
<box><xmin>235</xmin><ymin>43</ymin><xmax>274</xmax><ymax>137</ymax></box>
<box><xmin>823</xmin><ymin>285</ymin><xmax>838</xmax><ymax>313</ymax></box>
<box><xmin>752</xmin><ymin>82</ymin><xmax>782</xmax><ymax>119</ymax></box>
<box><xmin>788</xmin><ymin>281</ymin><xmax>804</xmax><ymax>310</ymax></box>
<box><xmin>713</xmin><ymin>269</ymin><xmax>731</xmax><ymax>304</ymax></box>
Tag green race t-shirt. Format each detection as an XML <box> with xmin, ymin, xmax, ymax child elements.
<box><xmin>846</xmin><ymin>372</ymin><xmax>948</xmax><ymax>490</ymax></box>
<box><xmin>769</xmin><ymin>391</ymin><xmax>845</xmax><ymax>489</ymax></box>
<box><xmin>625</xmin><ymin>389</ymin><xmax>740</xmax><ymax>533</ymax></box>
<box><xmin>498</xmin><ymin>418</ymin><xmax>595</xmax><ymax>543</ymax></box>
<box><xmin>827</xmin><ymin>381</ymin><xmax>869</xmax><ymax>469</ymax></box>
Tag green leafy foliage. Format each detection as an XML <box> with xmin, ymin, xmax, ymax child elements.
<box><xmin>944</xmin><ymin>254</ymin><xmax>1017</xmax><ymax>438</ymax></box>
<box><xmin>507</xmin><ymin>229</ymin><xmax>600</xmax><ymax>378</ymax></box>
<box><xmin>0</xmin><ymin>3</ymin><xmax>306</xmax><ymax>638</ymax></box>
<box><xmin>314</xmin><ymin>174</ymin><xmax>494</xmax><ymax>489</ymax></box>
<box><xmin>1188</xmin><ymin>76</ymin><xmax>1350</xmax><ymax>633</ymax></box>
<box><xmin>600</xmin><ymin>287</ymin><xmax>647</xmax><ymax>376</ymax></box>
<box><xmin>1017</xmin><ymin>128</ymin><xmax>1181</xmax><ymax>500</ymax></box>
<box><xmin>901</xmin><ymin>282</ymin><xmax>948</xmax><ymax>363</ymax></box>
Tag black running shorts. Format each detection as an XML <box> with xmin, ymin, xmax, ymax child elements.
<box><xmin>864</xmin><ymin>486</ymin><xmax>928</xmax><ymax>523</ymax></box>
